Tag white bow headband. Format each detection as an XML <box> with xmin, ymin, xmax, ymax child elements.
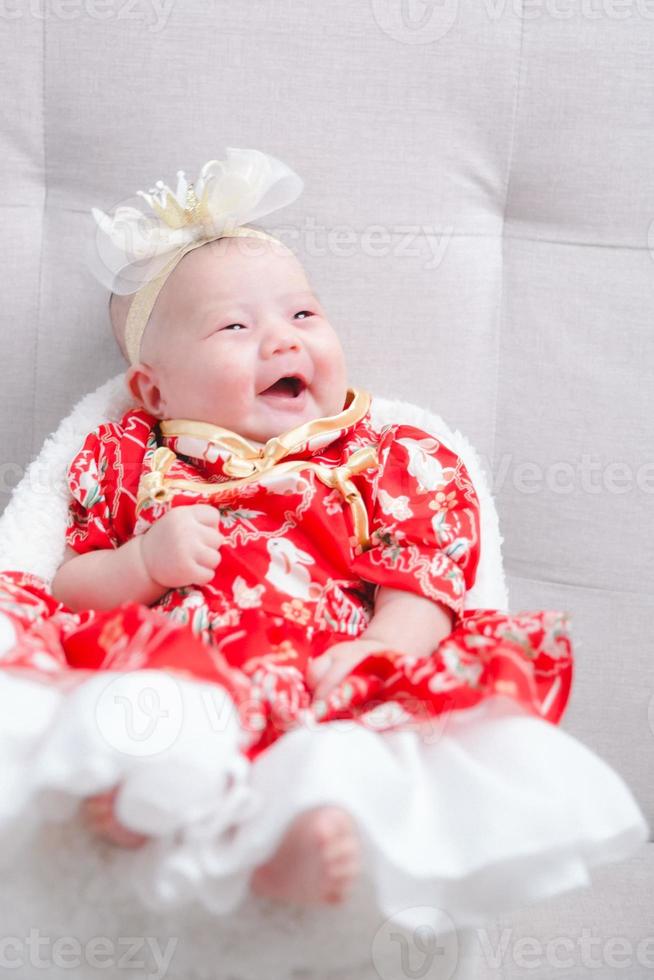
<box><xmin>87</xmin><ymin>148</ymin><xmax>304</xmax><ymax>365</ymax></box>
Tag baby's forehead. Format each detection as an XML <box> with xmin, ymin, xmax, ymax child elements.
<box><xmin>171</xmin><ymin>239</ymin><xmax>312</xmax><ymax>302</ymax></box>
<box><xmin>181</xmin><ymin>235</ymin><xmax>299</xmax><ymax>276</ymax></box>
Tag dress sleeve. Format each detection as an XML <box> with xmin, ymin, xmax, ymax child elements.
<box><xmin>349</xmin><ymin>423</ymin><xmax>481</xmax><ymax>620</ymax></box>
<box><xmin>65</xmin><ymin>425</ymin><xmax>120</xmax><ymax>554</ymax></box>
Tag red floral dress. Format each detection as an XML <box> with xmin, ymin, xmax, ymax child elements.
<box><xmin>0</xmin><ymin>387</ymin><xmax>573</xmax><ymax>762</ymax></box>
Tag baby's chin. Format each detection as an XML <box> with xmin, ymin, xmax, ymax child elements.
<box><xmin>246</xmin><ymin>387</ymin><xmax>345</xmax><ymax>444</ymax></box>
<box><xmin>167</xmin><ymin>386</ymin><xmax>349</xmax><ymax>444</ymax></box>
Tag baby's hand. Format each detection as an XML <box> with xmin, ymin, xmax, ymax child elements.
<box><xmin>79</xmin><ymin>787</ymin><xmax>150</xmax><ymax>849</ymax></box>
<box><xmin>307</xmin><ymin>638</ymin><xmax>390</xmax><ymax>703</ymax></box>
<box><xmin>139</xmin><ymin>504</ymin><xmax>224</xmax><ymax>589</ymax></box>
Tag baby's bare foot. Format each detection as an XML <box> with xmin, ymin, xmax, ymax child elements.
<box><xmin>80</xmin><ymin>786</ymin><xmax>150</xmax><ymax>849</ymax></box>
<box><xmin>250</xmin><ymin>806</ymin><xmax>362</xmax><ymax>906</ymax></box>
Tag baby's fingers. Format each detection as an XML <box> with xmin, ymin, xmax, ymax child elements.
<box><xmin>81</xmin><ymin>787</ymin><xmax>119</xmax><ymax>814</ymax></box>
<box><xmin>190</xmin><ymin>561</ymin><xmax>217</xmax><ymax>586</ymax></box>
<box><xmin>194</xmin><ymin>544</ymin><xmax>221</xmax><ymax>568</ymax></box>
<box><xmin>311</xmin><ymin>657</ymin><xmax>353</xmax><ymax>703</ymax></box>
<box><xmin>198</xmin><ymin>524</ymin><xmax>224</xmax><ymax>549</ymax></box>
<box><xmin>192</xmin><ymin>504</ymin><xmax>222</xmax><ymax>528</ymax></box>
<box><xmin>90</xmin><ymin>816</ymin><xmax>150</xmax><ymax>849</ymax></box>
<box><xmin>309</xmin><ymin>640</ymin><xmax>387</xmax><ymax>701</ymax></box>
<box><xmin>80</xmin><ymin>792</ymin><xmax>150</xmax><ymax>849</ymax></box>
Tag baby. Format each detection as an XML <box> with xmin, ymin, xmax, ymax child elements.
<box><xmin>51</xmin><ymin>231</ymin><xmax>456</xmax><ymax>907</ymax></box>
<box><xmin>1</xmin><ymin>153</ymin><xmax>644</xmax><ymax>928</ymax></box>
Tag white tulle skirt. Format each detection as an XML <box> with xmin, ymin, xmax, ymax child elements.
<box><xmin>0</xmin><ymin>668</ymin><xmax>648</xmax><ymax>933</ymax></box>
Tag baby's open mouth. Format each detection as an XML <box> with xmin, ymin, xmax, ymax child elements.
<box><xmin>260</xmin><ymin>376</ymin><xmax>307</xmax><ymax>399</ymax></box>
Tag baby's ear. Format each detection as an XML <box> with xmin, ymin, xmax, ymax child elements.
<box><xmin>125</xmin><ymin>363</ymin><xmax>165</xmax><ymax>417</ymax></box>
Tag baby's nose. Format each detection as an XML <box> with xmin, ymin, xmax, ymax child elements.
<box><xmin>262</xmin><ymin>322</ymin><xmax>302</xmax><ymax>356</ymax></box>
<box><xmin>271</xmin><ymin>335</ymin><xmax>300</xmax><ymax>356</ymax></box>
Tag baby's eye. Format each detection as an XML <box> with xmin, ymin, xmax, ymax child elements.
<box><xmin>217</xmin><ymin>312</ymin><xmax>313</xmax><ymax>333</ymax></box>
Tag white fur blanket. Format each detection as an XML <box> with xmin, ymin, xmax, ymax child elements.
<box><xmin>0</xmin><ymin>372</ymin><xmax>509</xmax><ymax>609</ymax></box>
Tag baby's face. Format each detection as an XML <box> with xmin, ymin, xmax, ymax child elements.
<box><xmin>126</xmin><ymin>237</ymin><xmax>348</xmax><ymax>445</ymax></box>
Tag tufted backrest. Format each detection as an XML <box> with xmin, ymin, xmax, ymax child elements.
<box><xmin>0</xmin><ymin>1</ymin><xmax>651</xmax><ymax>832</ymax></box>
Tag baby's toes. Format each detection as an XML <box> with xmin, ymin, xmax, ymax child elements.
<box><xmin>323</xmin><ymin>836</ymin><xmax>360</xmax><ymax>863</ymax></box>
<box><xmin>92</xmin><ymin>814</ymin><xmax>150</xmax><ymax>849</ymax></box>
<box><xmin>322</xmin><ymin>850</ymin><xmax>362</xmax><ymax>902</ymax></box>
<box><xmin>323</xmin><ymin>867</ymin><xmax>358</xmax><ymax>903</ymax></box>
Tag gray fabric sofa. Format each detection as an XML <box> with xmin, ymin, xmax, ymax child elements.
<box><xmin>1</xmin><ymin>2</ymin><xmax>651</xmax><ymax>978</ymax></box>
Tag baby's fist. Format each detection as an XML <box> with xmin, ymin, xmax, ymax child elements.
<box><xmin>139</xmin><ymin>504</ymin><xmax>224</xmax><ymax>589</ymax></box>
<box><xmin>307</xmin><ymin>638</ymin><xmax>389</xmax><ymax>703</ymax></box>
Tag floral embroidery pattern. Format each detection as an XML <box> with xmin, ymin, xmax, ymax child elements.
<box><xmin>0</xmin><ymin>409</ymin><xmax>574</xmax><ymax>763</ymax></box>
<box><xmin>281</xmin><ymin>598</ymin><xmax>311</xmax><ymax>627</ymax></box>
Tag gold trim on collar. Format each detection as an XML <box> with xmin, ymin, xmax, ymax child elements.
<box><xmin>158</xmin><ymin>387</ymin><xmax>370</xmax><ymax>467</ymax></box>
<box><xmin>136</xmin><ymin>387</ymin><xmax>380</xmax><ymax>549</ymax></box>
